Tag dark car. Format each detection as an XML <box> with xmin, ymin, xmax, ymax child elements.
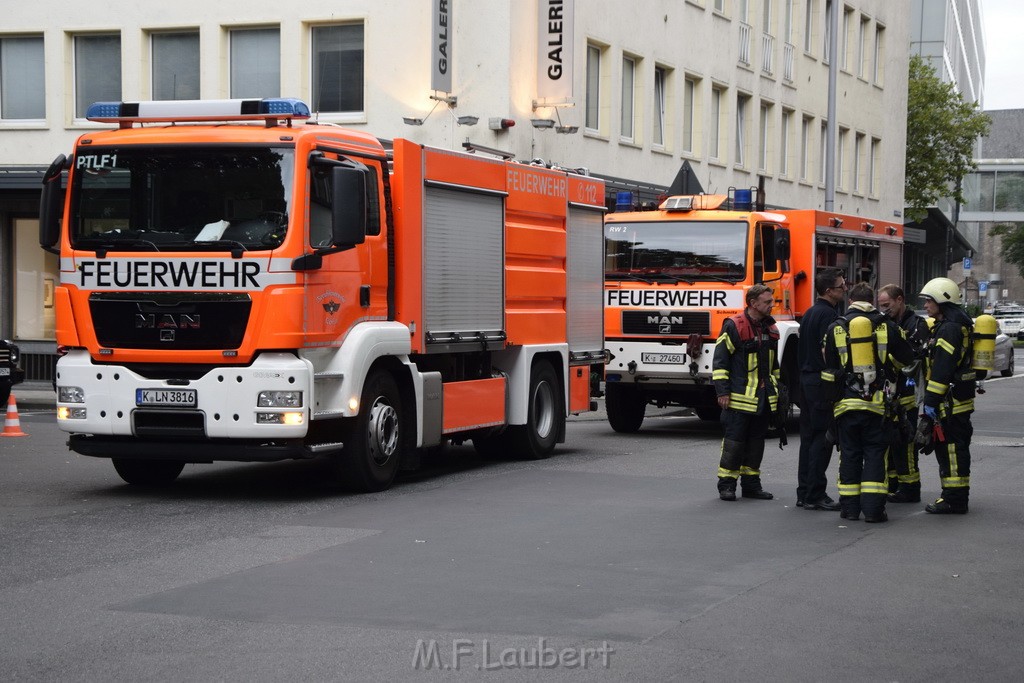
<box><xmin>0</xmin><ymin>339</ymin><xmax>26</xmax><ymax>407</ymax></box>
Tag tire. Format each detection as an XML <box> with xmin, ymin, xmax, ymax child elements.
<box><xmin>338</xmin><ymin>370</ymin><xmax>405</xmax><ymax>492</ymax></box>
<box><xmin>112</xmin><ymin>459</ymin><xmax>184</xmax><ymax>487</ymax></box>
<box><xmin>1002</xmin><ymin>352</ymin><xmax>1015</xmax><ymax>377</ymax></box>
<box><xmin>507</xmin><ymin>361</ymin><xmax>563</xmax><ymax>460</ymax></box>
<box><xmin>695</xmin><ymin>405</ymin><xmax>723</xmax><ymax>422</ymax></box>
<box><xmin>605</xmin><ymin>383</ymin><xmax>646</xmax><ymax>433</ymax></box>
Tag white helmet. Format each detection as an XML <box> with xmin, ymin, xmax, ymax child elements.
<box><xmin>919</xmin><ymin>277</ymin><xmax>962</xmax><ymax>306</ymax></box>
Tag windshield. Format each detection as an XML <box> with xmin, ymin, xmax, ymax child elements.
<box><xmin>605</xmin><ymin>220</ymin><xmax>748</xmax><ymax>282</ymax></box>
<box><xmin>69</xmin><ymin>145</ymin><xmax>294</xmax><ymax>252</ymax></box>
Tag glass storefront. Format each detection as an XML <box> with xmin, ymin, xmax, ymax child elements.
<box><xmin>14</xmin><ymin>217</ymin><xmax>58</xmax><ymax>340</ymax></box>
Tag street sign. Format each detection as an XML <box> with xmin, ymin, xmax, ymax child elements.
<box><xmin>963</xmin><ymin>257</ymin><xmax>972</xmax><ymax>271</ymax></box>
<box><xmin>979</xmin><ymin>280</ymin><xmax>988</xmax><ymax>294</ymax></box>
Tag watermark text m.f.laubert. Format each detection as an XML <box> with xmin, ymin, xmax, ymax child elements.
<box><xmin>412</xmin><ymin>638</ymin><xmax>614</xmax><ymax>671</ymax></box>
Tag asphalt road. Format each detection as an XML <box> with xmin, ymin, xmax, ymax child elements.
<box><xmin>1</xmin><ymin>357</ymin><xmax>1023</xmax><ymax>681</ymax></box>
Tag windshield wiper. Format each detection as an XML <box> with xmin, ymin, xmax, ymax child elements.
<box><xmin>692</xmin><ymin>274</ymin><xmax>742</xmax><ymax>284</ymax></box>
<box><xmin>606</xmin><ymin>272</ymin><xmax>656</xmax><ymax>284</ymax></box>
<box><xmin>75</xmin><ymin>237</ymin><xmax>161</xmax><ymax>256</ymax></box>
<box><xmin>181</xmin><ymin>239</ymin><xmax>248</xmax><ymax>258</ymax></box>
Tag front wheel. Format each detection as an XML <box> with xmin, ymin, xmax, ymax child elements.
<box><xmin>338</xmin><ymin>370</ymin><xmax>405</xmax><ymax>492</ymax></box>
<box><xmin>112</xmin><ymin>459</ymin><xmax>184</xmax><ymax>487</ymax></box>
<box><xmin>605</xmin><ymin>383</ymin><xmax>646</xmax><ymax>433</ymax></box>
<box><xmin>507</xmin><ymin>361</ymin><xmax>563</xmax><ymax>460</ymax></box>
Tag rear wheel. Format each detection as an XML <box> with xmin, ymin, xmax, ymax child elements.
<box><xmin>507</xmin><ymin>361</ymin><xmax>563</xmax><ymax>460</ymax></box>
<box><xmin>338</xmin><ymin>370</ymin><xmax>405</xmax><ymax>492</ymax></box>
<box><xmin>605</xmin><ymin>383</ymin><xmax>646</xmax><ymax>433</ymax></box>
<box><xmin>112</xmin><ymin>459</ymin><xmax>184</xmax><ymax>487</ymax></box>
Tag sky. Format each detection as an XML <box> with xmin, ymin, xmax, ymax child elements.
<box><xmin>982</xmin><ymin>0</ymin><xmax>1024</xmax><ymax>110</ymax></box>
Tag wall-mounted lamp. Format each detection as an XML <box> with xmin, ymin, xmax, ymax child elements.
<box><xmin>531</xmin><ymin>118</ymin><xmax>556</xmax><ymax>129</ymax></box>
<box><xmin>402</xmin><ymin>117</ymin><xmax>424</xmax><ymax>126</ymax></box>
<box><xmin>887</xmin><ymin>226</ymin><xmax>898</xmax><ymax>236</ymax></box>
<box><xmin>556</xmin><ymin>125</ymin><xmax>579</xmax><ymax>134</ymax></box>
<box><xmin>863</xmin><ymin>222</ymin><xmax>875</xmax><ymax>232</ymax></box>
<box><xmin>461</xmin><ymin>140</ymin><xmax>516</xmax><ymax>159</ymax></box>
<box><xmin>456</xmin><ymin>116</ymin><xmax>479</xmax><ymax>126</ymax></box>
<box><xmin>829</xmin><ymin>216</ymin><xmax>843</xmax><ymax>228</ymax></box>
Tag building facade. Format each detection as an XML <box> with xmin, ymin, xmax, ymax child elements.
<box><xmin>0</xmin><ymin>0</ymin><xmax>910</xmax><ymax>378</ymax></box>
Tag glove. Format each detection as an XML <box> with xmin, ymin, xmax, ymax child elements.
<box><xmin>915</xmin><ymin>415</ymin><xmax>935</xmax><ymax>455</ymax></box>
<box><xmin>922</xmin><ymin>404</ymin><xmax>938</xmax><ymax>421</ymax></box>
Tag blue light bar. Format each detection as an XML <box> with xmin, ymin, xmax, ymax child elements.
<box><xmin>85</xmin><ymin>98</ymin><xmax>311</xmax><ymax>124</ymax></box>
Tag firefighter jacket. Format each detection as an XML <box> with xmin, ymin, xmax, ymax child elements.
<box><xmin>820</xmin><ymin>302</ymin><xmax>916</xmax><ymax>418</ymax></box>
<box><xmin>894</xmin><ymin>308</ymin><xmax>930</xmax><ymax>409</ymax></box>
<box><xmin>924</xmin><ymin>305</ymin><xmax>976</xmax><ymax>418</ymax></box>
<box><xmin>713</xmin><ymin>311</ymin><xmax>781</xmax><ymax>414</ymax></box>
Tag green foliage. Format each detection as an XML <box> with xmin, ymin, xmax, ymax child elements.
<box><xmin>905</xmin><ymin>55</ymin><xmax>991</xmax><ymax>223</ymax></box>
<box><xmin>990</xmin><ymin>222</ymin><xmax>1024</xmax><ymax>279</ymax></box>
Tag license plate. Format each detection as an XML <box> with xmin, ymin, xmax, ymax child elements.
<box><xmin>136</xmin><ymin>388</ymin><xmax>197</xmax><ymax>407</ymax></box>
<box><xmin>0</xmin><ymin>367</ymin><xmax>9</xmax><ymax>376</ymax></box>
<box><xmin>642</xmin><ymin>353</ymin><xmax>685</xmax><ymax>364</ymax></box>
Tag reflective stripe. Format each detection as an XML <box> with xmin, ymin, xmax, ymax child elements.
<box><xmin>899</xmin><ymin>394</ymin><xmax>917</xmax><ymax>408</ymax></box>
<box><xmin>861</xmin><ymin>481</ymin><xmax>888</xmax><ymax>495</ymax></box>
<box><xmin>838</xmin><ymin>482</ymin><xmax>861</xmax><ymax>495</ymax></box>
<box><xmin>936</xmin><ymin>338</ymin><xmax>956</xmax><ymax>355</ymax></box>
<box><xmin>834</xmin><ymin>392</ymin><xmax>885</xmax><ymax>417</ymax></box>
<box><xmin>898</xmin><ymin>472</ymin><xmax>921</xmax><ymax>483</ymax></box>
<box><xmin>718</xmin><ymin>467</ymin><xmax>740</xmax><ymax>479</ymax></box>
<box><xmin>821</xmin><ymin>370</ymin><xmax>837</xmax><ymax>382</ymax></box>
<box><xmin>739</xmin><ymin>466</ymin><xmax>761</xmax><ymax>476</ymax></box>
<box><xmin>941</xmin><ymin>476</ymin><xmax>970</xmax><ymax>488</ymax></box>
<box><xmin>712</xmin><ymin>369</ymin><xmax>730</xmax><ymax>380</ymax></box>
<box><xmin>717</xmin><ymin>333</ymin><xmax>735</xmax><ymax>353</ymax></box>
<box><xmin>926</xmin><ymin>380</ymin><xmax>948</xmax><ymax>395</ymax></box>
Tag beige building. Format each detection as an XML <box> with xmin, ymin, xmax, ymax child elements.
<box><xmin>0</xmin><ymin>0</ymin><xmax>910</xmax><ymax>378</ymax></box>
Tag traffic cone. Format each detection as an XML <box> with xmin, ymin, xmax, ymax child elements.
<box><xmin>1</xmin><ymin>393</ymin><xmax>28</xmax><ymax>437</ymax></box>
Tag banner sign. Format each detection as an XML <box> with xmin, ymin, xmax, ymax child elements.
<box><xmin>432</xmin><ymin>0</ymin><xmax>453</xmax><ymax>93</ymax></box>
<box><xmin>537</xmin><ymin>0</ymin><xmax>574</xmax><ymax>100</ymax></box>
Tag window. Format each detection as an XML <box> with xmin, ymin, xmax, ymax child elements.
<box><xmin>800</xmin><ymin>115</ymin><xmax>811</xmax><ymax>180</ymax></box>
<box><xmin>151</xmin><ymin>32</ymin><xmax>199</xmax><ymax>101</ymax></box>
<box><xmin>803</xmin><ymin>0</ymin><xmax>815</xmax><ymax>54</ymax></box>
<box><xmin>853</xmin><ymin>132</ymin><xmax>864</xmax><ymax>192</ymax></box>
<box><xmin>585</xmin><ymin>44</ymin><xmax>601</xmax><ymax>130</ymax></box>
<box><xmin>857</xmin><ymin>15</ymin><xmax>869</xmax><ymax>78</ymax></box>
<box><xmin>837</xmin><ymin>127</ymin><xmax>848</xmax><ymax>189</ymax></box>
<box><xmin>0</xmin><ymin>35</ymin><xmax>45</xmax><ymax>120</ymax></box>
<box><xmin>75</xmin><ymin>34</ymin><xmax>121</xmax><ymax>119</ymax></box>
<box><xmin>869</xmin><ymin>137</ymin><xmax>879</xmax><ymax>196</ymax></box>
<box><xmin>841</xmin><ymin>7</ymin><xmax>852</xmax><ymax>71</ymax></box>
<box><xmin>822</xmin><ymin>0</ymin><xmax>832</xmax><ymax>63</ymax></box>
<box><xmin>873</xmin><ymin>24</ymin><xmax>885</xmax><ymax>85</ymax></box>
<box><xmin>819</xmin><ymin>121</ymin><xmax>827</xmax><ymax>184</ymax></box>
<box><xmin>230</xmin><ymin>28</ymin><xmax>279</xmax><ymax>98</ymax></box>
<box><xmin>780</xmin><ymin>110</ymin><xmax>792</xmax><ymax>177</ymax></box>
<box><xmin>710</xmin><ymin>87</ymin><xmax>722</xmax><ymax>160</ymax></box>
<box><xmin>683</xmin><ymin>76</ymin><xmax>697</xmax><ymax>153</ymax></box>
<box><xmin>763</xmin><ymin>0</ymin><xmax>773</xmax><ymax>32</ymax></box>
<box><xmin>758</xmin><ymin>102</ymin><xmax>771</xmax><ymax>172</ymax></box>
<box><xmin>783</xmin><ymin>0</ymin><xmax>794</xmax><ymax>43</ymax></box>
<box><xmin>621</xmin><ymin>55</ymin><xmax>635</xmax><ymax>141</ymax></box>
<box><xmin>312</xmin><ymin>24</ymin><xmax>364</xmax><ymax>114</ymax></box>
<box><xmin>714</xmin><ymin>0</ymin><xmax>725</xmax><ymax>12</ymax></box>
<box><xmin>736</xmin><ymin>93</ymin><xmax>750</xmax><ymax>167</ymax></box>
<box><xmin>739</xmin><ymin>0</ymin><xmax>750</xmax><ymax>23</ymax></box>
<box><xmin>653</xmin><ymin>66</ymin><xmax>667</xmax><ymax>147</ymax></box>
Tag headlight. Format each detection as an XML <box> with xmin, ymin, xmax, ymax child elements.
<box><xmin>257</xmin><ymin>390</ymin><xmax>303</xmax><ymax>408</ymax></box>
<box><xmin>58</xmin><ymin>386</ymin><xmax>85</xmax><ymax>403</ymax></box>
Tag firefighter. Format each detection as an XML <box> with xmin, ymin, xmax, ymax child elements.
<box><xmin>877</xmin><ymin>284</ymin><xmax>930</xmax><ymax>503</ymax></box>
<box><xmin>713</xmin><ymin>284</ymin><xmax>781</xmax><ymax>501</ymax></box>
<box><xmin>918</xmin><ymin>277</ymin><xmax>976</xmax><ymax>514</ymax></box>
<box><xmin>821</xmin><ymin>283</ymin><xmax>915</xmax><ymax>522</ymax></box>
<box><xmin>797</xmin><ymin>268</ymin><xmax>845</xmax><ymax>511</ymax></box>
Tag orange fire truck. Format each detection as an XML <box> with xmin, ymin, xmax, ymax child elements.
<box><xmin>39</xmin><ymin>98</ymin><xmax>606</xmax><ymax>490</ymax></box>
<box><xmin>603</xmin><ymin>190</ymin><xmax>903</xmax><ymax>432</ymax></box>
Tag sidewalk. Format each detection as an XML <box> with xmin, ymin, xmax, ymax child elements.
<box><xmin>10</xmin><ymin>381</ymin><xmax>56</xmax><ymax>410</ymax></box>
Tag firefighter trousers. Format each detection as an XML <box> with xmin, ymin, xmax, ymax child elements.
<box><xmin>887</xmin><ymin>407</ymin><xmax>920</xmax><ymax>490</ymax></box>
<box><xmin>933</xmin><ymin>412</ymin><xmax>972</xmax><ymax>507</ymax></box>
<box><xmin>717</xmin><ymin>407</ymin><xmax>770</xmax><ymax>487</ymax></box>
<box><xmin>836</xmin><ymin>411</ymin><xmax>891</xmax><ymax>518</ymax></box>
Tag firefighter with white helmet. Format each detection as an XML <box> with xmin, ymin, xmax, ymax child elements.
<box><xmin>917</xmin><ymin>277</ymin><xmax>975</xmax><ymax>514</ymax></box>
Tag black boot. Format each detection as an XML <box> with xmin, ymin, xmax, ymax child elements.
<box><xmin>925</xmin><ymin>496</ymin><xmax>968</xmax><ymax>514</ymax></box>
<box><xmin>741</xmin><ymin>475</ymin><xmax>774</xmax><ymax>499</ymax></box>
<box><xmin>839</xmin><ymin>497</ymin><xmax>861</xmax><ymax>521</ymax></box>
<box><xmin>888</xmin><ymin>483</ymin><xmax>921</xmax><ymax>503</ymax></box>
<box><xmin>718</xmin><ymin>477</ymin><xmax>738</xmax><ymax>501</ymax></box>
<box><xmin>717</xmin><ymin>439</ymin><xmax>745</xmax><ymax>501</ymax></box>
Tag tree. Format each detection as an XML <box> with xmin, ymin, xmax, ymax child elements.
<box><xmin>904</xmin><ymin>55</ymin><xmax>991</xmax><ymax>223</ymax></box>
<box><xmin>990</xmin><ymin>223</ymin><xmax>1024</xmax><ymax>280</ymax></box>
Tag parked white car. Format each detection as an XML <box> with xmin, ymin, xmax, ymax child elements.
<box><xmin>992</xmin><ymin>321</ymin><xmax>1016</xmax><ymax>377</ymax></box>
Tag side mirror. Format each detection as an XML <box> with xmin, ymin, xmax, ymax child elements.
<box><xmin>331</xmin><ymin>165</ymin><xmax>368</xmax><ymax>249</ymax></box>
<box><xmin>774</xmin><ymin>227</ymin><xmax>791</xmax><ymax>272</ymax></box>
<box><xmin>39</xmin><ymin>154</ymin><xmax>67</xmax><ymax>254</ymax></box>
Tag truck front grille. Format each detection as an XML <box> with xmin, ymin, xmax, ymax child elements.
<box><xmin>621</xmin><ymin>310</ymin><xmax>711</xmax><ymax>336</ymax></box>
<box><xmin>89</xmin><ymin>292</ymin><xmax>252</xmax><ymax>350</ymax></box>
